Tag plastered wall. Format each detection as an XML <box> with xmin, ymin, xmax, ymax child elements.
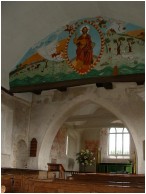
<box><xmin>30</xmin><ymin>83</ymin><xmax>144</xmax><ymax>173</ymax></box>
<box><xmin>1</xmin><ymin>82</ymin><xmax>145</xmax><ymax>174</ymax></box>
<box><xmin>1</xmin><ymin>91</ymin><xmax>31</xmax><ymax>168</ymax></box>
<box><xmin>49</xmin><ymin>125</ymin><xmax>80</xmax><ymax>171</ymax></box>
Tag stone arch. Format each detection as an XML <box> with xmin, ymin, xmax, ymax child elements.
<box><xmin>38</xmin><ymin>92</ymin><xmax>144</xmax><ymax>173</ymax></box>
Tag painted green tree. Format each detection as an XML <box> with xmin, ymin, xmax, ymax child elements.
<box><xmin>113</xmin><ymin>37</ymin><xmax>125</xmax><ymax>55</ymax></box>
<box><xmin>105</xmin><ymin>38</ymin><xmax>111</xmax><ymax>53</ymax></box>
<box><xmin>127</xmin><ymin>37</ymin><xmax>135</xmax><ymax>52</ymax></box>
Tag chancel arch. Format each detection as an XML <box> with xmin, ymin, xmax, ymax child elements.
<box><xmin>37</xmin><ymin>86</ymin><xmax>144</xmax><ymax>174</ymax></box>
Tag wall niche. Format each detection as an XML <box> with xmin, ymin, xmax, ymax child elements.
<box><xmin>30</xmin><ymin>138</ymin><xmax>37</xmax><ymax>157</ymax></box>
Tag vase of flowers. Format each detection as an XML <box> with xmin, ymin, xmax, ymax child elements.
<box><xmin>76</xmin><ymin>149</ymin><xmax>96</xmax><ymax>172</ymax></box>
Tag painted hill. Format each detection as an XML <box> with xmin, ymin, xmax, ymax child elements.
<box><xmin>126</xmin><ymin>29</ymin><xmax>145</xmax><ymax>40</ymax></box>
<box><xmin>20</xmin><ymin>53</ymin><xmax>45</xmax><ymax>67</ymax></box>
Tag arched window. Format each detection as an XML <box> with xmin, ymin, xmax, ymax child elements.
<box><xmin>108</xmin><ymin>128</ymin><xmax>130</xmax><ymax>158</ymax></box>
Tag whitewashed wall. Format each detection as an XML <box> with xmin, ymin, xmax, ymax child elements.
<box><xmin>30</xmin><ymin>83</ymin><xmax>144</xmax><ymax>173</ymax></box>
<box><xmin>1</xmin><ymin>91</ymin><xmax>31</xmax><ymax>168</ymax></box>
<box><xmin>1</xmin><ymin>82</ymin><xmax>145</xmax><ymax>174</ymax></box>
<box><xmin>49</xmin><ymin>125</ymin><xmax>80</xmax><ymax>171</ymax></box>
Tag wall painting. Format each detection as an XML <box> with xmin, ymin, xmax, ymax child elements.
<box><xmin>9</xmin><ymin>16</ymin><xmax>145</xmax><ymax>92</ymax></box>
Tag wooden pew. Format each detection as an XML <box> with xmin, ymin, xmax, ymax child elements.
<box><xmin>72</xmin><ymin>173</ymin><xmax>145</xmax><ymax>184</ymax></box>
<box><xmin>24</xmin><ymin>177</ymin><xmax>145</xmax><ymax>193</ymax></box>
<box><xmin>72</xmin><ymin>173</ymin><xmax>145</xmax><ymax>193</ymax></box>
<box><xmin>2</xmin><ymin>175</ymin><xmax>145</xmax><ymax>193</ymax></box>
<box><xmin>1</xmin><ymin>168</ymin><xmax>39</xmax><ymax>193</ymax></box>
<box><xmin>1</xmin><ymin>174</ymin><xmax>13</xmax><ymax>193</ymax></box>
<box><xmin>27</xmin><ymin>179</ymin><xmax>93</xmax><ymax>193</ymax></box>
<box><xmin>1</xmin><ymin>168</ymin><xmax>145</xmax><ymax>193</ymax></box>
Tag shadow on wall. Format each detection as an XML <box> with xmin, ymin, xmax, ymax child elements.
<box><xmin>16</xmin><ymin>140</ymin><xmax>28</xmax><ymax>169</ymax></box>
<box><xmin>68</xmin><ymin>158</ymin><xmax>75</xmax><ymax>170</ymax></box>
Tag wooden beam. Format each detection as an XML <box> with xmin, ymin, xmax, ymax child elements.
<box><xmin>136</xmin><ymin>81</ymin><xmax>145</xmax><ymax>85</ymax></box>
<box><xmin>103</xmin><ymin>82</ymin><xmax>113</xmax><ymax>89</ymax></box>
<box><xmin>69</xmin><ymin>123</ymin><xmax>125</xmax><ymax>129</ymax></box>
<box><xmin>1</xmin><ymin>86</ymin><xmax>14</xmax><ymax>96</ymax></box>
<box><xmin>57</xmin><ymin>87</ymin><xmax>67</xmax><ymax>92</ymax></box>
<box><xmin>10</xmin><ymin>73</ymin><xmax>145</xmax><ymax>93</ymax></box>
<box><xmin>96</xmin><ymin>83</ymin><xmax>103</xmax><ymax>88</ymax></box>
<box><xmin>33</xmin><ymin>90</ymin><xmax>42</xmax><ymax>95</ymax></box>
<box><xmin>66</xmin><ymin>114</ymin><xmax>117</xmax><ymax>122</ymax></box>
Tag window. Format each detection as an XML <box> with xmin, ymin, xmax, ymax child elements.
<box><xmin>66</xmin><ymin>135</ymin><xmax>69</xmax><ymax>155</ymax></box>
<box><xmin>66</xmin><ymin>134</ymin><xmax>77</xmax><ymax>158</ymax></box>
<box><xmin>108</xmin><ymin>127</ymin><xmax>130</xmax><ymax>158</ymax></box>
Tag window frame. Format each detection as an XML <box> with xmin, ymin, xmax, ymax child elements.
<box><xmin>108</xmin><ymin>127</ymin><xmax>130</xmax><ymax>158</ymax></box>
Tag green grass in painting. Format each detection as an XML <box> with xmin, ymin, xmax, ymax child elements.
<box><xmin>10</xmin><ymin>63</ymin><xmax>145</xmax><ymax>88</ymax></box>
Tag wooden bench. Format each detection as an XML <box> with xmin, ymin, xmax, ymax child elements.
<box><xmin>1</xmin><ymin>169</ymin><xmax>145</xmax><ymax>193</ymax></box>
<box><xmin>1</xmin><ymin>167</ymin><xmax>49</xmax><ymax>192</ymax></box>
<box><xmin>72</xmin><ymin>173</ymin><xmax>145</xmax><ymax>183</ymax></box>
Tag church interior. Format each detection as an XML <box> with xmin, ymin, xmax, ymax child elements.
<box><xmin>1</xmin><ymin>1</ymin><xmax>145</xmax><ymax>193</ymax></box>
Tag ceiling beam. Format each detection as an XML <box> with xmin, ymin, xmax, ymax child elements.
<box><xmin>57</xmin><ymin>87</ymin><xmax>67</xmax><ymax>92</ymax></box>
<box><xmin>96</xmin><ymin>82</ymin><xmax>113</xmax><ymax>89</ymax></box>
<box><xmin>9</xmin><ymin>73</ymin><xmax>145</xmax><ymax>93</ymax></box>
<box><xmin>33</xmin><ymin>90</ymin><xmax>42</xmax><ymax>95</ymax></box>
<box><xmin>73</xmin><ymin>123</ymin><xmax>125</xmax><ymax>129</ymax></box>
<box><xmin>1</xmin><ymin>86</ymin><xmax>14</xmax><ymax>96</ymax></box>
<box><xmin>66</xmin><ymin>114</ymin><xmax>117</xmax><ymax>122</ymax></box>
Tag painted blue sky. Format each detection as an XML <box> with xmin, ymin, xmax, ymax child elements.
<box><xmin>13</xmin><ymin>16</ymin><xmax>144</xmax><ymax>70</ymax></box>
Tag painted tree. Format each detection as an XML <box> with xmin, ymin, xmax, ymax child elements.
<box><xmin>127</xmin><ymin>38</ymin><xmax>135</xmax><ymax>52</ymax></box>
<box><xmin>98</xmin><ymin>19</ymin><xmax>107</xmax><ymax>28</ymax></box>
<box><xmin>113</xmin><ymin>37</ymin><xmax>125</xmax><ymax>55</ymax></box>
<box><xmin>105</xmin><ymin>38</ymin><xmax>111</xmax><ymax>53</ymax></box>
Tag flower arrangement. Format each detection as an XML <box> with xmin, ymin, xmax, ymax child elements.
<box><xmin>76</xmin><ymin>149</ymin><xmax>96</xmax><ymax>168</ymax></box>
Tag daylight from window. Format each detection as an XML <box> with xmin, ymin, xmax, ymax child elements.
<box><xmin>66</xmin><ymin>135</ymin><xmax>68</xmax><ymax>155</ymax></box>
<box><xmin>109</xmin><ymin>128</ymin><xmax>130</xmax><ymax>158</ymax></box>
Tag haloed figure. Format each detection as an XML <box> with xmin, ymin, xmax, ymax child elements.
<box><xmin>73</xmin><ymin>26</ymin><xmax>93</xmax><ymax>69</ymax></box>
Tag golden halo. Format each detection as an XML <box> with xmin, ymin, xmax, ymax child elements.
<box><xmin>80</xmin><ymin>25</ymin><xmax>90</xmax><ymax>34</ymax></box>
